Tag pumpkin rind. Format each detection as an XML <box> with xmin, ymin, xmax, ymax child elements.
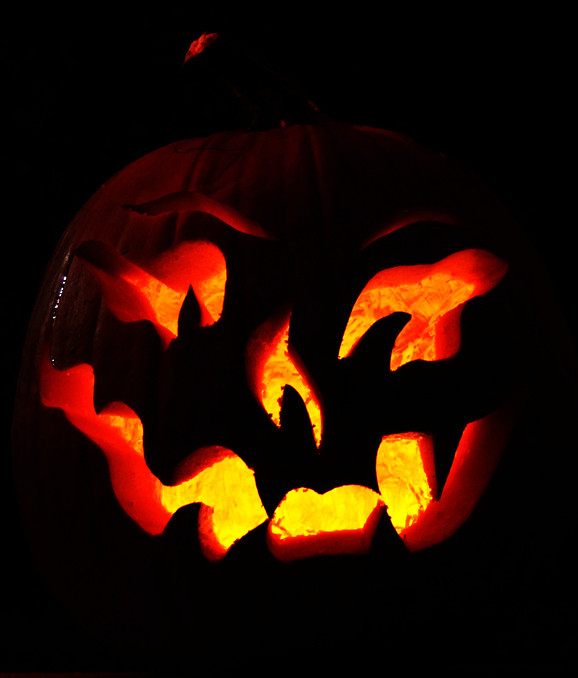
<box><xmin>12</xmin><ymin>120</ymin><xmax>555</xmax><ymax>664</ymax></box>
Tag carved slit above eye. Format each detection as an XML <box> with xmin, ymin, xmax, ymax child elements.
<box><xmin>126</xmin><ymin>190</ymin><xmax>274</xmax><ymax>240</ymax></box>
<box><xmin>338</xmin><ymin>249</ymin><xmax>508</xmax><ymax>370</ymax></box>
<box><xmin>75</xmin><ymin>240</ymin><xmax>227</xmax><ymax>347</ymax></box>
<box><xmin>246</xmin><ymin>310</ymin><xmax>323</xmax><ymax>448</ymax></box>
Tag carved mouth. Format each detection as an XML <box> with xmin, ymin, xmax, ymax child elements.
<box><xmin>266</xmin><ymin>431</ymin><xmax>435</xmax><ymax>561</ymax></box>
<box><xmin>40</xmin><ymin>351</ymin><xmax>512</xmax><ymax>562</ymax></box>
<box><xmin>41</xmin><ymin>356</ymin><xmax>411</xmax><ymax>561</ymax></box>
<box><xmin>37</xmin><ymin>238</ymin><xmax>515</xmax><ymax>561</ymax></box>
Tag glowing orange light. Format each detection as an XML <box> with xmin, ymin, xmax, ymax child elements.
<box><xmin>266</xmin><ymin>433</ymin><xmax>436</xmax><ymax>560</ymax></box>
<box><xmin>268</xmin><ymin>486</ymin><xmax>384</xmax><ymax>562</ymax></box>
<box><xmin>338</xmin><ymin>249</ymin><xmax>508</xmax><ymax>370</ymax></box>
<box><xmin>40</xmin><ymin>351</ymin><xmax>268</xmax><ymax>559</ymax></box>
<box><xmin>246</xmin><ymin>311</ymin><xmax>323</xmax><ymax>447</ymax></box>
<box><xmin>39</xmin><ymin>347</ymin><xmax>515</xmax><ymax>560</ymax></box>
<box><xmin>400</xmin><ymin>401</ymin><xmax>520</xmax><ymax>552</ymax></box>
<box><xmin>40</xmin><ymin>244</ymin><xmax>513</xmax><ymax>561</ymax></box>
<box><xmin>375</xmin><ymin>433</ymin><xmax>436</xmax><ymax>532</ymax></box>
<box><xmin>148</xmin><ymin>241</ymin><xmax>227</xmax><ymax>327</ymax></box>
<box><xmin>76</xmin><ymin>240</ymin><xmax>227</xmax><ymax>347</ymax></box>
<box><xmin>184</xmin><ymin>32</ymin><xmax>220</xmax><ymax>62</ymax></box>
<box><xmin>161</xmin><ymin>447</ymin><xmax>269</xmax><ymax>561</ymax></box>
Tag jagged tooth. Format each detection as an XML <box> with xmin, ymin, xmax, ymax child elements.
<box><xmin>162</xmin><ymin>502</ymin><xmax>206</xmax><ymax>562</ymax></box>
<box><xmin>177</xmin><ymin>286</ymin><xmax>203</xmax><ymax>338</ymax></box>
<box><xmin>369</xmin><ymin>507</ymin><xmax>411</xmax><ymax>560</ymax></box>
<box><xmin>432</xmin><ymin>425</ymin><xmax>466</xmax><ymax>499</ymax></box>
<box><xmin>280</xmin><ymin>385</ymin><xmax>317</xmax><ymax>454</ymax></box>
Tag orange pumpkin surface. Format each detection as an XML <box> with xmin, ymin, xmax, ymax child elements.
<box><xmin>12</xmin><ymin>100</ymin><xmax>573</xmax><ymax>668</ymax></box>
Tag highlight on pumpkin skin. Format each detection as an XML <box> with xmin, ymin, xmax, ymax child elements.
<box><xmin>375</xmin><ymin>433</ymin><xmax>436</xmax><ymax>533</ymax></box>
<box><xmin>338</xmin><ymin>249</ymin><xmax>508</xmax><ymax>370</ymax></box>
<box><xmin>246</xmin><ymin>310</ymin><xmax>323</xmax><ymax>447</ymax></box>
<box><xmin>75</xmin><ymin>240</ymin><xmax>227</xmax><ymax>347</ymax></box>
<box><xmin>39</xmin><ymin>351</ymin><xmax>268</xmax><ymax>560</ymax></box>
<box><xmin>268</xmin><ymin>486</ymin><xmax>385</xmax><ymax>562</ymax></box>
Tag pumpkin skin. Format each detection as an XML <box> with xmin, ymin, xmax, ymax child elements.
<box><xmin>12</xmin><ymin>120</ymin><xmax>554</xmax><ymax>666</ymax></box>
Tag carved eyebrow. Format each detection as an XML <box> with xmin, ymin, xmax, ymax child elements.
<box><xmin>359</xmin><ymin>217</ymin><xmax>486</xmax><ymax>277</ymax></box>
<box><xmin>362</xmin><ymin>211</ymin><xmax>461</xmax><ymax>250</ymax></box>
<box><xmin>126</xmin><ymin>190</ymin><xmax>275</xmax><ymax>241</ymax></box>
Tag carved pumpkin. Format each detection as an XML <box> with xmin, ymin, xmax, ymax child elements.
<box><xmin>12</xmin><ymin>34</ymin><xmax>572</xmax><ymax>669</ymax></box>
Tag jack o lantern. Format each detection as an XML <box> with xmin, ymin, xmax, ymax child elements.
<box><xmin>22</xmin><ymin>125</ymin><xmax>521</xmax><ymax>560</ymax></box>
<box><xmin>11</xmin><ymin>33</ymin><xmax>568</xmax><ymax>668</ymax></box>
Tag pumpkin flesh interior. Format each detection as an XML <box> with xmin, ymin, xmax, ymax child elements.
<box><xmin>75</xmin><ymin>240</ymin><xmax>227</xmax><ymax>346</ymax></box>
<box><xmin>338</xmin><ymin>248</ymin><xmax>508</xmax><ymax>370</ymax></box>
<box><xmin>40</xmin><ymin>246</ymin><xmax>508</xmax><ymax>560</ymax></box>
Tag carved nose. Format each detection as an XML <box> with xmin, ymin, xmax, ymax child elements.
<box><xmin>252</xmin><ymin>312</ymin><xmax>411</xmax><ymax>512</ymax></box>
<box><xmin>311</xmin><ymin>313</ymin><xmax>412</xmax><ymax>490</ymax></box>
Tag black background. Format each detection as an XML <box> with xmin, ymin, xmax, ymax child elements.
<box><xmin>2</xmin><ymin>4</ymin><xmax>576</xmax><ymax>675</ymax></box>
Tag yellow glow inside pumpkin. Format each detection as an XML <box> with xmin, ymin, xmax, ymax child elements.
<box><xmin>339</xmin><ymin>249</ymin><xmax>508</xmax><ymax>370</ymax></box>
<box><xmin>246</xmin><ymin>312</ymin><xmax>323</xmax><ymax>447</ymax></box>
<box><xmin>40</xmin><ymin>355</ymin><xmax>268</xmax><ymax>560</ymax></box>
<box><xmin>266</xmin><ymin>432</ymin><xmax>436</xmax><ymax>560</ymax></box>
<box><xmin>268</xmin><ymin>486</ymin><xmax>384</xmax><ymax>561</ymax></box>
<box><xmin>149</xmin><ymin>240</ymin><xmax>227</xmax><ymax>328</ymax></box>
<box><xmin>40</xmin><ymin>246</ymin><xmax>510</xmax><ymax>560</ymax></box>
<box><xmin>270</xmin><ymin>486</ymin><xmax>384</xmax><ymax>540</ymax></box>
<box><xmin>375</xmin><ymin>433</ymin><xmax>436</xmax><ymax>532</ymax></box>
<box><xmin>77</xmin><ymin>240</ymin><xmax>227</xmax><ymax>346</ymax></box>
<box><xmin>161</xmin><ymin>448</ymin><xmax>269</xmax><ymax>561</ymax></box>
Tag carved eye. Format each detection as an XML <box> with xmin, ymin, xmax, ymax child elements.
<box><xmin>338</xmin><ymin>249</ymin><xmax>508</xmax><ymax>370</ymax></box>
<box><xmin>75</xmin><ymin>239</ymin><xmax>227</xmax><ymax>346</ymax></box>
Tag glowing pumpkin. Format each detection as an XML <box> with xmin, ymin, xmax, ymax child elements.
<box><xmin>19</xmin><ymin>130</ymin><xmax>518</xmax><ymax>559</ymax></box>
<box><xmin>12</xmin><ymin>34</ymin><xmax>563</xmax><ymax>667</ymax></box>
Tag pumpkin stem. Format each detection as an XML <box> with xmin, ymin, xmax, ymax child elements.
<box><xmin>180</xmin><ymin>32</ymin><xmax>324</xmax><ymax>132</ymax></box>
